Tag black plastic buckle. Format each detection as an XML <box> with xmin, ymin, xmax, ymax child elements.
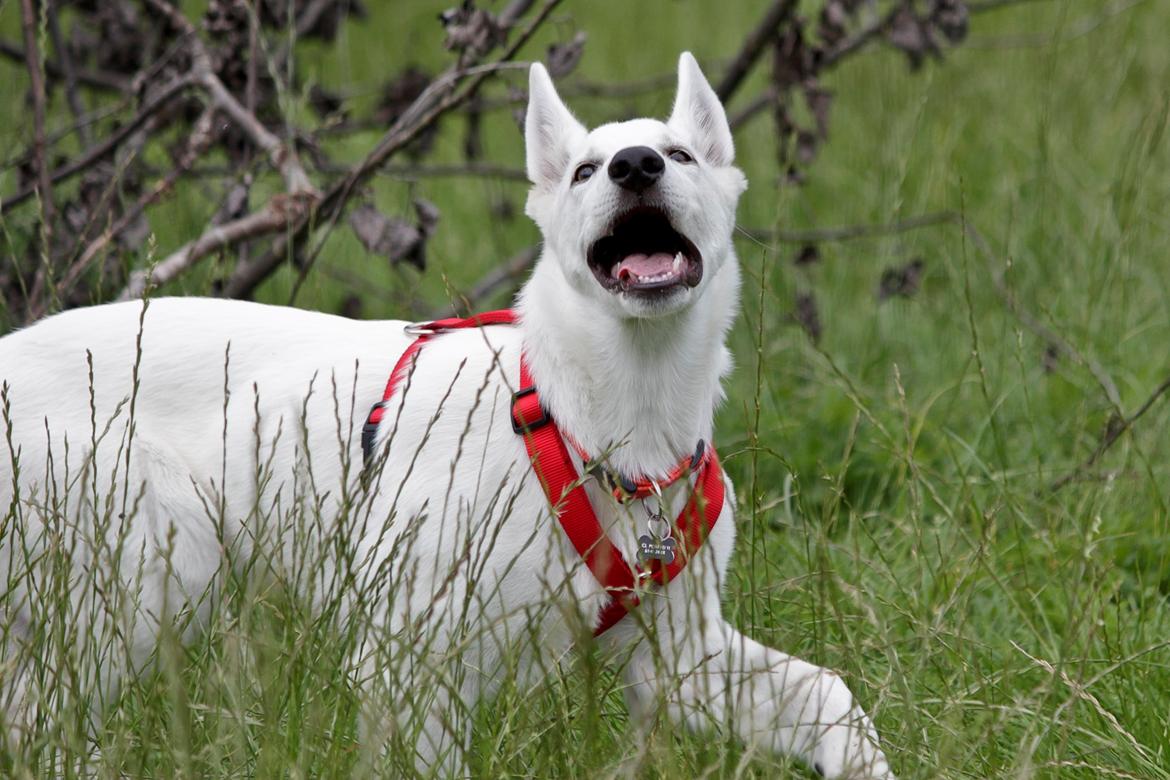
<box><xmin>691</xmin><ymin>439</ymin><xmax>706</xmax><ymax>471</ymax></box>
<box><xmin>361</xmin><ymin>402</ymin><xmax>386</xmax><ymax>467</ymax></box>
<box><xmin>511</xmin><ymin>386</ymin><xmax>551</xmax><ymax>434</ymax></box>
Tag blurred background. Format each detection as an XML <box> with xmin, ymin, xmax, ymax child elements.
<box><xmin>1</xmin><ymin>1</ymin><xmax>1169</xmax><ymax>777</ymax></box>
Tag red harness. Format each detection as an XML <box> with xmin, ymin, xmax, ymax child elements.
<box><xmin>362</xmin><ymin>309</ymin><xmax>725</xmax><ymax>636</ymax></box>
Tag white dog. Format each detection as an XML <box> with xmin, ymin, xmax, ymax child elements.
<box><xmin>0</xmin><ymin>53</ymin><xmax>893</xmax><ymax>778</ymax></box>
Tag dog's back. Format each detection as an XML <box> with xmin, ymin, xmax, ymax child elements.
<box><xmin>0</xmin><ymin>298</ymin><xmax>416</xmax><ymax>725</ymax></box>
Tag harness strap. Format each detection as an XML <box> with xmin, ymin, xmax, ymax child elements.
<box><xmin>512</xmin><ymin>359</ymin><xmax>640</xmax><ymax>631</ymax></box>
<box><xmin>511</xmin><ymin>358</ymin><xmax>725</xmax><ymax>636</ymax></box>
<box><xmin>361</xmin><ymin>308</ymin><xmax>725</xmax><ymax>637</ymax></box>
<box><xmin>362</xmin><ymin>310</ymin><xmax>517</xmax><ymax>466</ymax></box>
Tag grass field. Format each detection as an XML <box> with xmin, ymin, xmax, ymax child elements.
<box><xmin>2</xmin><ymin>0</ymin><xmax>1170</xmax><ymax>777</ymax></box>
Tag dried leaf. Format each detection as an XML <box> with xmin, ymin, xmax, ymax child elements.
<box><xmin>546</xmin><ymin>32</ymin><xmax>587</xmax><ymax>79</ymax></box>
<box><xmin>259</xmin><ymin>0</ymin><xmax>366</xmax><ymax>41</ymax></box>
<box><xmin>491</xmin><ymin>197</ymin><xmax>516</xmax><ymax>222</ymax></box>
<box><xmin>309</xmin><ymin>84</ymin><xmax>345</xmax><ymax>119</ymax></box>
<box><xmin>796</xmin><ymin>130</ymin><xmax>818</xmax><ymax>164</ymax></box>
<box><xmin>794</xmin><ymin>244</ymin><xmax>820</xmax><ymax>267</ymax></box>
<box><xmin>349</xmin><ymin>204</ymin><xmax>390</xmax><ymax>255</ymax></box>
<box><xmin>95</xmin><ymin>3</ymin><xmax>145</xmax><ymax>75</ymax></box>
<box><xmin>818</xmin><ymin>0</ymin><xmax>850</xmax><ymax>47</ymax></box>
<box><xmin>464</xmin><ymin>104</ymin><xmax>483</xmax><ymax>160</ymax></box>
<box><xmin>772</xmin><ymin>21</ymin><xmax>811</xmax><ymax>91</ymax></box>
<box><xmin>878</xmin><ymin>258</ymin><xmax>925</xmax><ymax>300</ymax></box>
<box><xmin>414</xmin><ymin>198</ymin><xmax>440</xmax><ymax>239</ymax></box>
<box><xmin>931</xmin><ymin>0</ymin><xmax>969</xmax><ymax>44</ymax></box>
<box><xmin>340</xmin><ymin>294</ymin><xmax>363</xmax><ymax>320</ymax></box>
<box><xmin>439</xmin><ymin>1</ymin><xmax>504</xmax><ymax>57</ymax></box>
<box><xmin>793</xmin><ymin>291</ymin><xmax>822</xmax><ymax>342</ymax></box>
<box><xmin>348</xmin><ymin>200</ymin><xmax>440</xmax><ymax>271</ymax></box>
<box><xmin>886</xmin><ymin>8</ymin><xmax>939</xmax><ymax>70</ymax></box>
<box><xmin>215</xmin><ymin>176</ymin><xmax>252</xmax><ymax>226</ymax></box>
<box><xmin>1042</xmin><ymin>343</ymin><xmax>1060</xmax><ymax>374</ymax></box>
<box><xmin>805</xmin><ymin>85</ymin><xmax>833</xmax><ymax>140</ymax></box>
<box><xmin>772</xmin><ymin>103</ymin><xmax>797</xmax><ymax>171</ymax></box>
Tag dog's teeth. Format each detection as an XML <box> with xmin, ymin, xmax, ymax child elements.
<box><xmin>673</xmin><ymin>253</ymin><xmax>683</xmax><ymax>271</ymax></box>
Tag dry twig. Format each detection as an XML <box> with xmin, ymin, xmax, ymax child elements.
<box><xmin>0</xmin><ymin>40</ymin><xmax>129</xmax><ymax>92</ymax></box>
<box><xmin>1049</xmin><ymin>375</ymin><xmax>1170</xmax><ymax>491</ymax></box>
<box><xmin>224</xmin><ymin>0</ymin><xmax>562</xmax><ymax>301</ymax></box>
<box><xmin>20</xmin><ymin>0</ymin><xmax>57</xmax><ymax>310</ymax></box>
<box><xmin>1</xmin><ymin>73</ymin><xmax>194</xmax><ymax>215</ymax></box>
<box><xmin>715</xmin><ymin>0</ymin><xmax>799</xmax><ymax>101</ymax></box>
<box><xmin>143</xmin><ymin>0</ymin><xmax>316</xmax><ymax>197</ymax></box>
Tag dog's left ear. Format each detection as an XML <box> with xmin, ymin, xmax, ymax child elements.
<box><xmin>667</xmin><ymin>52</ymin><xmax>734</xmax><ymax>167</ymax></box>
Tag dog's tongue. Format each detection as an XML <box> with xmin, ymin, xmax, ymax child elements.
<box><xmin>614</xmin><ymin>252</ymin><xmax>677</xmax><ymax>283</ymax></box>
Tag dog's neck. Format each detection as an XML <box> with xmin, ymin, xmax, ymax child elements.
<box><xmin>517</xmin><ymin>257</ymin><xmax>740</xmax><ymax>479</ymax></box>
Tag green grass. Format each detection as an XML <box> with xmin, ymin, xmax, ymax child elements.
<box><xmin>3</xmin><ymin>0</ymin><xmax>1170</xmax><ymax>777</ymax></box>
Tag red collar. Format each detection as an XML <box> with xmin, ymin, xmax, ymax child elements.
<box><xmin>363</xmin><ymin>309</ymin><xmax>725</xmax><ymax>636</ymax></box>
<box><xmin>570</xmin><ymin>437</ymin><xmax>712</xmax><ymax>504</ymax></box>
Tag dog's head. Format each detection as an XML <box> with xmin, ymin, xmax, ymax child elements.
<box><xmin>524</xmin><ymin>52</ymin><xmax>747</xmax><ymax>319</ymax></box>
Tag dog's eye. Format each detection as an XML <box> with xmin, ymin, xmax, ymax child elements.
<box><xmin>668</xmin><ymin>149</ymin><xmax>694</xmax><ymax>164</ymax></box>
<box><xmin>572</xmin><ymin>163</ymin><xmax>597</xmax><ymax>184</ymax></box>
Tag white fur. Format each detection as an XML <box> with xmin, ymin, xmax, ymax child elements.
<box><xmin>0</xmin><ymin>53</ymin><xmax>893</xmax><ymax>778</ymax></box>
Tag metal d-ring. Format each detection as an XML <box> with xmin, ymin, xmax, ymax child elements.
<box><xmin>643</xmin><ymin>482</ymin><xmax>672</xmax><ymax>541</ymax></box>
<box><xmin>403</xmin><ymin>322</ymin><xmax>435</xmax><ymax>337</ymax></box>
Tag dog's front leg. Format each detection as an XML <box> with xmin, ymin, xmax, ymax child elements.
<box><xmin>622</xmin><ymin>620</ymin><xmax>894</xmax><ymax>779</ymax></box>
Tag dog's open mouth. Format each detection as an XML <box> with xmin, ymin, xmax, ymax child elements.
<box><xmin>587</xmin><ymin>207</ymin><xmax>702</xmax><ymax>295</ymax></box>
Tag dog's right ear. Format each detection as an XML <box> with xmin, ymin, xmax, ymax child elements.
<box><xmin>526</xmin><ymin>63</ymin><xmax>587</xmax><ymax>188</ymax></box>
<box><xmin>668</xmin><ymin>52</ymin><xmax>734</xmax><ymax>167</ymax></box>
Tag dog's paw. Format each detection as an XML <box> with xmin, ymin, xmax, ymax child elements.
<box><xmin>797</xmin><ymin>672</ymin><xmax>894</xmax><ymax>780</ymax></box>
<box><xmin>808</xmin><ymin>704</ymin><xmax>895</xmax><ymax>780</ymax></box>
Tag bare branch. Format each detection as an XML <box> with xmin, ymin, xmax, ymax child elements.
<box><xmin>1</xmin><ymin>73</ymin><xmax>193</xmax><ymax>214</ymax></box>
<box><xmin>143</xmin><ymin>0</ymin><xmax>317</xmax><ymax>197</ymax></box>
<box><xmin>318</xmin><ymin>161</ymin><xmax>528</xmax><ymax>182</ymax></box>
<box><xmin>19</xmin><ymin>0</ymin><xmax>54</xmax><ymax>227</ymax></box>
<box><xmin>499</xmin><ymin>0</ymin><xmax>537</xmax><ymax>29</ymax></box>
<box><xmin>1050</xmin><ymin>374</ymin><xmax>1170</xmax><ymax>492</ymax></box>
<box><xmin>741</xmin><ymin>211</ymin><xmax>959</xmax><ymax>244</ymax></box>
<box><xmin>19</xmin><ymin>0</ymin><xmax>57</xmax><ymax>313</ymax></box>
<box><xmin>223</xmin><ymin>0</ymin><xmax>564</xmax><ymax>301</ymax></box>
<box><xmin>728</xmin><ymin>88</ymin><xmax>775</xmax><ymax>131</ymax></box>
<box><xmin>822</xmin><ymin>0</ymin><xmax>1049</xmax><ymax>69</ymax></box>
<box><xmin>44</xmin><ymin>109</ymin><xmax>221</xmax><ymax>317</ymax></box>
<box><xmin>968</xmin><ymin>0</ymin><xmax>1052</xmax><ymax>11</ymax></box>
<box><xmin>1</xmin><ymin>101</ymin><xmax>126</xmax><ymax>173</ymax></box>
<box><xmin>0</xmin><ymin>39</ymin><xmax>130</xmax><ymax>92</ymax></box>
<box><xmin>715</xmin><ymin>0</ymin><xmax>799</xmax><ymax>101</ymax></box>
<box><xmin>959</xmin><ymin>219</ymin><xmax>1124</xmax><ymax>410</ymax></box>
<box><xmin>116</xmin><ymin>194</ymin><xmax>313</xmax><ymax>302</ymax></box>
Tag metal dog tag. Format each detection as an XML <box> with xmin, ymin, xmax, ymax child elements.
<box><xmin>638</xmin><ymin>506</ymin><xmax>677</xmax><ymax>564</ymax></box>
<box><xmin>638</xmin><ymin>533</ymin><xmax>677</xmax><ymax>564</ymax></box>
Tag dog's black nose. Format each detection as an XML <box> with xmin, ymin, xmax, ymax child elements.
<box><xmin>608</xmin><ymin>146</ymin><xmax>664</xmax><ymax>192</ymax></box>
